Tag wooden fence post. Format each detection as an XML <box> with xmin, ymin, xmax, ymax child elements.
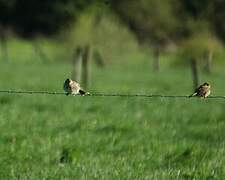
<box><xmin>153</xmin><ymin>48</ymin><xmax>160</xmax><ymax>72</ymax></box>
<box><xmin>93</xmin><ymin>49</ymin><xmax>104</xmax><ymax>67</ymax></box>
<box><xmin>71</xmin><ymin>46</ymin><xmax>83</xmax><ymax>82</ymax></box>
<box><xmin>82</xmin><ymin>45</ymin><xmax>91</xmax><ymax>89</ymax></box>
<box><xmin>0</xmin><ymin>35</ymin><xmax>9</xmax><ymax>62</ymax></box>
<box><xmin>32</xmin><ymin>41</ymin><xmax>49</xmax><ymax>63</ymax></box>
<box><xmin>204</xmin><ymin>50</ymin><xmax>213</xmax><ymax>74</ymax></box>
<box><xmin>191</xmin><ymin>58</ymin><xmax>199</xmax><ymax>90</ymax></box>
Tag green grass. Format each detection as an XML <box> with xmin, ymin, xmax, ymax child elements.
<box><xmin>0</xmin><ymin>61</ymin><xmax>225</xmax><ymax>179</ymax></box>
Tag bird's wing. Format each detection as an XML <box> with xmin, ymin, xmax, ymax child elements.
<box><xmin>195</xmin><ymin>85</ymin><xmax>204</xmax><ymax>94</ymax></box>
<box><xmin>63</xmin><ymin>81</ymin><xmax>71</xmax><ymax>92</ymax></box>
<box><xmin>189</xmin><ymin>85</ymin><xmax>202</xmax><ymax>97</ymax></box>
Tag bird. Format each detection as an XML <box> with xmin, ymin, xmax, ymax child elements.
<box><xmin>63</xmin><ymin>78</ymin><xmax>88</xmax><ymax>96</ymax></box>
<box><xmin>189</xmin><ymin>82</ymin><xmax>211</xmax><ymax>98</ymax></box>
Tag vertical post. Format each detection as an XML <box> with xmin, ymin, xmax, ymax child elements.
<box><xmin>82</xmin><ymin>45</ymin><xmax>91</xmax><ymax>89</ymax></box>
<box><xmin>153</xmin><ymin>48</ymin><xmax>160</xmax><ymax>72</ymax></box>
<box><xmin>33</xmin><ymin>41</ymin><xmax>49</xmax><ymax>63</ymax></box>
<box><xmin>72</xmin><ymin>46</ymin><xmax>83</xmax><ymax>82</ymax></box>
<box><xmin>191</xmin><ymin>58</ymin><xmax>199</xmax><ymax>90</ymax></box>
<box><xmin>93</xmin><ymin>49</ymin><xmax>104</xmax><ymax>67</ymax></box>
<box><xmin>0</xmin><ymin>35</ymin><xmax>9</xmax><ymax>63</ymax></box>
<box><xmin>204</xmin><ymin>50</ymin><xmax>213</xmax><ymax>74</ymax></box>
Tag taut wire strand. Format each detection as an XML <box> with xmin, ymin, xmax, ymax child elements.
<box><xmin>0</xmin><ymin>90</ymin><xmax>224</xmax><ymax>99</ymax></box>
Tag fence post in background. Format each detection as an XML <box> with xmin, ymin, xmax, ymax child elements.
<box><xmin>32</xmin><ymin>41</ymin><xmax>49</xmax><ymax>63</ymax></box>
<box><xmin>0</xmin><ymin>35</ymin><xmax>9</xmax><ymax>63</ymax></box>
<box><xmin>191</xmin><ymin>58</ymin><xmax>199</xmax><ymax>90</ymax></box>
<box><xmin>82</xmin><ymin>45</ymin><xmax>91</xmax><ymax>89</ymax></box>
<box><xmin>93</xmin><ymin>49</ymin><xmax>105</xmax><ymax>67</ymax></box>
<box><xmin>203</xmin><ymin>50</ymin><xmax>213</xmax><ymax>74</ymax></box>
<box><xmin>153</xmin><ymin>48</ymin><xmax>160</xmax><ymax>72</ymax></box>
<box><xmin>71</xmin><ymin>46</ymin><xmax>83</xmax><ymax>82</ymax></box>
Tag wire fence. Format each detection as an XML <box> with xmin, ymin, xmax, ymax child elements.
<box><xmin>0</xmin><ymin>90</ymin><xmax>224</xmax><ymax>99</ymax></box>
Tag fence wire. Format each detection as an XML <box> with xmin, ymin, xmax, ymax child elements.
<box><xmin>0</xmin><ymin>90</ymin><xmax>224</xmax><ymax>99</ymax></box>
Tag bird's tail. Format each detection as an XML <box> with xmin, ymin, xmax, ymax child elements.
<box><xmin>189</xmin><ymin>93</ymin><xmax>197</xmax><ymax>98</ymax></box>
<box><xmin>79</xmin><ymin>89</ymin><xmax>90</xmax><ymax>95</ymax></box>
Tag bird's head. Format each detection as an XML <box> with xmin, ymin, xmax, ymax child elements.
<box><xmin>203</xmin><ymin>82</ymin><xmax>209</xmax><ymax>86</ymax></box>
<box><xmin>65</xmin><ymin>78</ymin><xmax>71</xmax><ymax>84</ymax></box>
<box><xmin>203</xmin><ymin>82</ymin><xmax>211</xmax><ymax>89</ymax></box>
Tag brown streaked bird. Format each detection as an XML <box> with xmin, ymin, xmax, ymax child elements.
<box><xmin>189</xmin><ymin>82</ymin><xmax>211</xmax><ymax>98</ymax></box>
<box><xmin>63</xmin><ymin>78</ymin><xmax>88</xmax><ymax>96</ymax></box>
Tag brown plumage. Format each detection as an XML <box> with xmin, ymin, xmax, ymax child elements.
<box><xmin>63</xmin><ymin>78</ymin><xmax>87</xmax><ymax>96</ymax></box>
<box><xmin>189</xmin><ymin>82</ymin><xmax>211</xmax><ymax>98</ymax></box>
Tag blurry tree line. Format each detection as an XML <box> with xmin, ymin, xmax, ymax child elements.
<box><xmin>0</xmin><ymin>0</ymin><xmax>224</xmax><ymax>41</ymax></box>
<box><xmin>0</xmin><ymin>0</ymin><xmax>94</xmax><ymax>63</ymax></box>
<box><xmin>112</xmin><ymin>0</ymin><xmax>225</xmax><ymax>43</ymax></box>
<box><xmin>111</xmin><ymin>0</ymin><xmax>224</xmax><ymax>67</ymax></box>
<box><xmin>0</xmin><ymin>0</ymin><xmax>224</xmax><ymax>88</ymax></box>
<box><xmin>0</xmin><ymin>0</ymin><xmax>94</xmax><ymax>37</ymax></box>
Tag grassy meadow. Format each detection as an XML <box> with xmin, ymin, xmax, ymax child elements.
<box><xmin>0</xmin><ymin>13</ymin><xmax>225</xmax><ymax>179</ymax></box>
<box><xmin>0</xmin><ymin>57</ymin><xmax>225</xmax><ymax>179</ymax></box>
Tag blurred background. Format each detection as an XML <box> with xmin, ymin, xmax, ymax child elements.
<box><xmin>0</xmin><ymin>0</ymin><xmax>224</xmax><ymax>93</ymax></box>
<box><xmin>0</xmin><ymin>1</ymin><xmax>225</xmax><ymax>179</ymax></box>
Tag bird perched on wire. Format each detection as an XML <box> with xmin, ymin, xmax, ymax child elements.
<box><xmin>189</xmin><ymin>82</ymin><xmax>211</xmax><ymax>98</ymax></box>
<box><xmin>63</xmin><ymin>78</ymin><xmax>88</xmax><ymax>96</ymax></box>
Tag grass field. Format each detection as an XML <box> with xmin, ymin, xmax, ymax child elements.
<box><xmin>0</xmin><ymin>61</ymin><xmax>225</xmax><ymax>179</ymax></box>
